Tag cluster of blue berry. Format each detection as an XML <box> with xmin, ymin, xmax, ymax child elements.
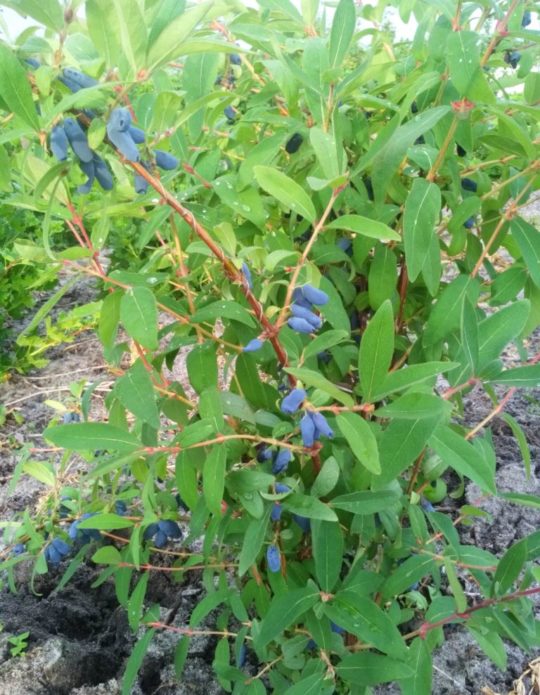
<box><xmin>280</xmin><ymin>387</ymin><xmax>334</xmax><ymax>448</ymax></box>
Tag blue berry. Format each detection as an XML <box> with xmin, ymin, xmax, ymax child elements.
<box><xmin>64</xmin><ymin>118</ymin><xmax>94</xmax><ymax>163</ymax></box>
<box><xmin>266</xmin><ymin>544</ymin><xmax>281</xmax><ymax>572</ymax></box>
<box><xmin>463</xmin><ymin>217</ymin><xmax>475</xmax><ymax>229</ymax></box>
<box><xmin>301</xmin><ymin>284</ymin><xmax>329</xmax><ymax>306</ymax></box>
<box><xmin>461</xmin><ymin>178</ymin><xmax>477</xmax><ymax>193</ymax></box>
<box><xmin>77</xmin><ymin>158</ymin><xmax>95</xmax><ymax>194</ymax></box>
<box><xmin>241</xmin><ymin>262</ymin><xmax>253</xmax><ymax>289</ymax></box>
<box><xmin>300</xmin><ymin>413</ymin><xmax>316</xmax><ymax>447</ymax></box>
<box><xmin>280</xmin><ymin>388</ymin><xmax>307</xmax><ymax>414</ymax></box>
<box><xmin>292</xmin><ymin>514</ymin><xmax>310</xmax><ymax>533</ymax></box>
<box><xmin>108</xmin><ymin>107</ymin><xmax>132</xmax><ymax>132</ymax></box>
<box><xmin>243</xmin><ymin>338</ymin><xmax>264</xmax><ymax>352</ymax></box>
<box><xmin>93</xmin><ymin>155</ymin><xmax>113</xmax><ymax>190</ymax></box>
<box><xmin>158</xmin><ymin>519</ymin><xmax>182</xmax><ymax>539</ymax></box>
<box><xmin>154</xmin><ymin>150</ymin><xmax>178</xmax><ymax>170</ymax></box>
<box><xmin>230</xmin><ymin>54</ymin><xmax>242</xmax><ymax>65</ymax></box>
<box><xmin>115</xmin><ymin>501</ymin><xmax>127</xmax><ymax>516</ymax></box>
<box><xmin>50</xmin><ymin>125</ymin><xmax>69</xmax><ymax>161</ymax></box>
<box><xmin>256</xmin><ymin>446</ymin><xmax>273</xmax><ymax>463</ymax></box>
<box><xmin>62</xmin><ymin>67</ymin><xmax>97</xmax><ymax>90</ymax></box>
<box><xmin>288</xmin><ymin>317</ymin><xmax>315</xmax><ymax>334</ymax></box>
<box><xmin>522</xmin><ymin>10</ymin><xmax>531</xmax><ymax>27</ymax></box>
<box><xmin>275</xmin><ymin>483</ymin><xmax>290</xmax><ymax>494</ymax></box>
<box><xmin>310</xmin><ymin>411</ymin><xmax>334</xmax><ymax>439</ymax></box>
<box><xmin>290</xmin><ymin>304</ymin><xmax>322</xmax><ymax>329</ymax></box>
<box><xmin>128</xmin><ymin>126</ymin><xmax>145</xmax><ymax>144</ymax></box>
<box><xmin>285</xmin><ymin>133</ymin><xmax>303</xmax><ymax>154</ymax></box>
<box><xmin>12</xmin><ymin>543</ymin><xmax>26</xmax><ymax>556</ymax></box>
<box><xmin>270</xmin><ymin>503</ymin><xmax>282</xmax><ymax>521</ymax></box>
<box><xmin>272</xmin><ymin>449</ymin><xmax>292</xmax><ymax>474</ymax></box>
<box><xmin>224</xmin><ymin>105</ymin><xmax>236</xmax><ymax>121</ymax></box>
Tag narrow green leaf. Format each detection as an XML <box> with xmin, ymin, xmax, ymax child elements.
<box><xmin>92</xmin><ymin>546</ymin><xmax>122</xmax><ymax>565</ymax></box>
<box><xmin>312</xmin><ymin>520</ymin><xmax>344</xmax><ymax>591</ymax></box>
<box><xmin>255</xmin><ymin>586</ymin><xmax>320</xmax><ymax>648</ymax></box>
<box><xmin>329</xmin><ymin>0</ymin><xmax>356</xmax><ymax>68</ymax></box>
<box><xmin>331</xmin><ymin>490</ymin><xmax>400</xmax><ymax>514</ymax></box>
<box><xmin>44</xmin><ymin>423</ymin><xmax>140</xmax><ymax>452</ymax></box>
<box><xmin>371</xmin><ymin>361</ymin><xmax>460</xmax><ymax>400</ymax></box>
<box><xmin>120</xmin><ymin>287</ymin><xmax>158</xmax><ymax>351</ymax></box>
<box><xmin>489</xmin><ymin>364</ymin><xmax>540</xmax><ymax>387</ymax></box>
<box><xmin>493</xmin><ymin>539</ymin><xmax>528</xmax><ymax>595</ymax></box>
<box><xmin>429</xmin><ymin>425</ymin><xmax>496</xmax><ymax>494</ymax></box>
<box><xmin>2</xmin><ymin>0</ymin><xmax>64</xmax><ymax>30</ymax></box>
<box><xmin>468</xmin><ymin>627</ymin><xmax>507</xmax><ymax>671</ymax></box>
<box><xmin>325</xmin><ymin>592</ymin><xmax>407</xmax><ymax>657</ymax></box>
<box><xmin>0</xmin><ymin>43</ymin><xmax>39</xmax><ymax>130</ymax></box>
<box><xmin>78</xmin><ymin>513</ymin><xmax>134</xmax><ymax>530</ymax></box>
<box><xmin>381</xmin><ymin>555</ymin><xmax>436</xmax><ymax>599</ymax></box>
<box><xmin>192</xmin><ymin>300</ymin><xmax>255</xmax><ymax>327</ymax></box>
<box><xmin>336</xmin><ymin>653</ymin><xmax>414</xmax><ymax>686</ymax></box>
<box><xmin>310</xmin><ymin>127</ymin><xmax>341</xmax><ymax>180</ymax></box>
<box><xmin>403</xmin><ymin>178</ymin><xmax>441</xmax><ymax>281</ymax></box>
<box><xmin>283</xmin><ymin>493</ymin><xmax>338</xmax><ymax>521</ymax></box>
<box><xmin>303</xmin><ymin>330</ymin><xmax>349</xmax><ymax>359</ymax></box>
<box><xmin>326</xmin><ymin>214</ymin><xmax>400</xmax><ymax>241</ymax></box>
<box><xmin>500</xmin><ymin>414</ymin><xmax>531</xmax><ymax>478</ymax></box>
<box><xmin>186</xmin><ymin>343</ymin><xmax>218</xmax><ymax>394</ymax></box>
<box><xmin>128</xmin><ymin>572</ymin><xmax>149</xmax><ymax>632</ymax></box>
<box><xmin>375</xmin><ymin>393</ymin><xmax>452</xmax><ymax>420</ymax></box>
<box><xmin>284</xmin><ymin>674</ymin><xmax>333</xmax><ymax>695</ymax></box>
<box><xmin>22</xmin><ymin>461</ymin><xmax>55</xmax><ymax>487</ymax></box>
<box><xmin>121</xmin><ymin>629</ymin><xmax>156</xmax><ymax>695</ymax></box>
<box><xmin>254</xmin><ymin>165</ymin><xmax>316</xmax><ymax>223</ymax></box>
<box><xmin>376</xmin><ymin>417</ymin><xmax>440</xmax><ymax>485</ymax></box>
<box><xmin>400</xmin><ymin>638</ymin><xmax>432</xmax><ymax>695</ymax></box>
<box><xmin>500</xmin><ymin>493</ymin><xmax>540</xmax><ymax>510</ymax></box>
<box><xmin>336</xmin><ymin>413</ymin><xmax>380</xmax><ymax>475</ymax></box>
<box><xmin>424</xmin><ymin>276</ymin><xmax>480</xmax><ymax>346</ymax></box>
<box><xmin>203</xmin><ymin>446</ymin><xmax>226</xmax><ymax>514</ymax></box>
<box><xmin>148</xmin><ymin>0</ymin><xmax>187</xmax><ymax>47</ymax></box>
<box><xmin>284</xmin><ymin>367</ymin><xmax>354</xmax><ymax>406</ymax></box>
<box><xmin>477</xmin><ymin>300</ymin><xmax>530</xmax><ymax>370</ymax></box>
<box><xmin>239</xmin><ymin>507</ymin><xmax>271</xmax><ymax>576</ymax></box>
<box><xmin>115</xmin><ymin>360</ymin><xmax>160</xmax><ymax>428</ymax></box>
<box><xmin>358</xmin><ymin>300</ymin><xmax>394</xmax><ymax>401</ymax></box>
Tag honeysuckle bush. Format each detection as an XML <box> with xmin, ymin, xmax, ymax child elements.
<box><xmin>1</xmin><ymin>0</ymin><xmax>540</xmax><ymax>692</ymax></box>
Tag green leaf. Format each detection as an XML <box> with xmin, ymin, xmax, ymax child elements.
<box><xmin>331</xmin><ymin>489</ymin><xmax>400</xmax><ymax>514</ymax></box>
<box><xmin>92</xmin><ymin>546</ymin><xmax>122</xmax><ymax>565</ymax></box>
<box><xmin>371</xmin><ymin>361</ymin><xmax>460</xmax><ymax>400</ymax></box>
<box><xmin>121</xmin><ymin>629</ymin><xmax>156</xmax><ymax>695</ymax></box>
<box><xmin>310</xmin><ymin>127</ymin><xmax>341</xmax><ymax>180</ymax></box>
<box><xmin>312</xmin><ymin>520</ymin><xmax>344</xmax><ymax>591</ymax></box>
<box><xmin>255</xmin><ymin>586</ymin><xmax>320</xmax><ymax>649</ymax></box>
<box><xmin>424</xmin><ymin>276</ymin><xmax>480</xmax><ymax>346</ymax></box>
<box><xmin>311</xmin><ymin>456</ymin><xmax>340</xmax><ymax>497</ymax></box>
<box><xmin>2</xmin><ymin>0</ymin><xmax>63</xmax><ymax>30</ymax></box>
<box><xmin>336</xmin><ymin>653</ymin><xmax>414</xmax><ymax>686</ymax></box>
<box><xmin>358</xmin><ymin>299</ymin><xmax>394</xmax><ymax>401</ymax></box>
<box><xmin>429</xmin><ymin>425</ymin><xmax>496</xmax><ymax>494</ymax></box>
<box><xmin>489</xmin><ymin>364</ymin><xmax>540</xmax><ymax>387</ymax></box>
<box><xmin>192</xmin><ymin>300</ymin><xmax>255</xmax><ymax>327</ymax></box>
<box><xmin>468</xmin><ymin>627</ymin><xmax>507</xmax><ymax>671</ymax></box>
<box><xmin>0</xmin><ymin>43</ymin><xmax>39</xmax><ymax>130</ymax></box>
<box><xmin>336</xmin><ymin>413</ymin><xmax>380</xmax><ymax>475</ymax></box>
<box><xmin>238</xmin><ymin>507</ymin><xmax>271</xmax><ymax>577</ymax></box>
<box><xmin>203</xmin><ymin>446</ymin><xmax>226</xmax><ymax>514</ymax></box>
<box><xmin>283</xmin><ymin>493</ymin><xmax>338</xmax><ymax>521</ymax></box>
<box><xmin>400</xmin><ymin>638</ymin><xmax>432</xmax><ymax>695</ymax></box>
<box><xmin>128</xmin><ymin>572</ymin><xmax>149</xmax><ymax>632</ymax></box>
<box><xmin>186</xmin><ymin>343</ymin><xmax>218</xmax><ymax>394</ymax></box>
<box><xmin>284</xmin><ymin>367</ymin><xmax>354</xmax><ymax>406</ymax></box>
<box><xmin>148</xmin><ymin>0</ymin><xmax>187</xmax><ymax>47</ymax></box>
<box><xmin>493</xmin><ymin>539</ymin><xmax>528</xmax><ymax>595</ymax></box>
<box><xmin>284</xmin><ymin>674</ymin><xmax>333</xmax><ymax>695</ymax></box>
<box><xmin>325</xmin><ymin>591</ymin><xmax>407</xmax><ymax>657</ymax></box>
<box><xmin>44</xmin><ymin>423</ymin><xmax>140</xmax><ymax>452</ymax></box>
<box><xmin>22</xmin><ymin>461</ymin><xmax>55</xmax><ymax>487</ymax></box>
<box><xmin>254</xmin><ymin>165</ymin><xmax>316</xmax><ymax>224</ymax></box>
<box><xmin>447</xmin><ymin>30</ymin><xmax>493</xmax><ymax>102</ymax></box>
<box><xmin>500</xmin><ymin>493</ymin><xmax>540</xmax><ymax>510</ymax></box>
<box><xmin>380</xmin><ymin>555</ymin><xmax>436</xmax><ymax>599</ymax></box>
<box><xmin>303</xmin><ymin>330</ymin><xmax>349</xmax><ymax>360</ymax></box>
<box><xmin>78</xmin><ymin>513</ymin><xmax>134</xmax><ymax>530</ymax></box>
<box><xmin>477</xmin><ymin>300</ymin><xmax>530</xmax><ymax>370</ymax></box>
<box><xmin>120</xmin><ymin>287</ymin><xmax>158</xmax><ymax>351</ymax></box>
<box><xmin>374</xmin><ymin>393</ymin><xmax>452</xmax><ymax>420</ymax></box>
<box><xmin>88</xmin><ymin>0</ymin><xmax>146</xmax><ymax>77</ymax></box>
<box><xmin>376</xmin><ymin>417</ymin><xmax>440</xmax><ymax>485</ymax></box>
<box><xmin>326</xmin><ymin>214</ymin><xmax>400</xmax><ymax>241</ymax></box>
<box><xmin>146</xmin><ymin>1</ymin><xmax>213</xmax><ymax>70</ymax></box>
<box><xmin>403</xmin><ymin>178</ymin><xmax>441</xmax><ymax>281</ymax></box>
<box><xmin>501</xmin><ymin>414</ymin><xmax>531</xmax><ymax>478</ymax></box>
<box><xmin>115</xmin><ymin>360</ymin><xmax>160</xmax><ymax>429</ymax></box>
<box><xmin>329</xmin><ymin>0</ymin><xmax>356</xmax><ymax>68</ymax></box>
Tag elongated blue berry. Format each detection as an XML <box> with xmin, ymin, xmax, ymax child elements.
<box><xmin>51</xmin><ymin>537</ymin><xmax>70</xmax><ymax>556</ymax></box>
<box><xmin>93</xmin><ymin>155</ymin><xmax>113</xmax><ymax>190</ymax></box>
<box><xmin>310</xmin><ymin>411</ymin><xmax>334</xmax><ymax>439</ymax></box>
<box><xmin>230</xmin><ymin>54</ymin><xmax>242</xmax><ymax>65</ymax></box>
<box><xmin>292</xmin><ymin>514</ymin><xmax>310</xmax><ymax>533</ymax></box>
<box><xmin>108</xmin><ymin>107</ymin><xmax>132</xmax><ymax>132</ymax></box>
<box><xmin>241</xmin><ymin>262</ymin><xmax>253</xmax><ymax>289</ymax></box>
<box><xmin>154</xmin><ymin>530</ymin><xmax>168</xmax><ymax>548</ymax></box>
<box><xmin>275</xmin><ymin>483</ymin><xmax>290</xmax><ymax>494</ymax></box>
<box><xmin>134</xmin><ymin>173</ymin><xmax>148</xmax><ymax>194</ymax></box>
<box><xmin>58</xmin><ymin>74</ymin><xmax>82</xmax><ymax>92</ymax></box>
<box><xmin>62</xmin><ymin>67</ymin><xmax>98</xmax><ymax>90</ymax></box>
<box><xmin>128</xmin><ymin>126</ymin><xmax>145</xmax><ymax>144</ymax></box>
<box><xmin>280</xmin><ymin>388</ymin><xmax>306</xmax><ymax>414</ymax></box>
<box><xmin>272</xmin><ymin>449</ymin><xmax>291</xmax><ymax>474</ymax></box>
<box><xmin>115</xmin><ymin>501</ymin><xmax>127</xmax><ymax>515</ymax></box>
<box><xmin>461</xmin><ymin>178</ymin><xmax>477</xmax><ymax>193</ymax></box>
<box><xmin>237</xmin><ymin>644</ymin><xmax>247</xmax><ymax>668</ymax></box>
<box><xmin>300</xmin><ymin>413</ymin><xmax>316</xmax><ymax>447</ymax></box>
<box><xmin>270</xmin><ymin>503</ymin><xmax>282</xmax><ymax>521</ymax></box>
<box><xmin>522</xmin><ymin>10</ymin><xmax>531</xmax><ymax>26</ymax></box>
<box><xmin>285</xmin><ymin>133</ymin><xmax>303</xmax><ymax>154</ymax></box>
<box><xmin>144</xmin><ymin>523</ymin><xmax>159</xmax><ymax>540</ymax></box>
<box><xmin>12</xmin><ymin>543</ymin><xmax>26</xmax><ymax>556</ymax></box>
<box><xmin>243</xmin><ymin>338</ymin><xmax>264</xmax><ymax>352</ymax></box>
<box><xmin>50</xmin><ymin>125</ymin><xmax>69</xmax><ymax>161</ymax></box>
<box><xmin>288</xmin><ymin>317</ymin><xmax>315</xmax><ymax>334</ymax></box>
<box><xmin>159</xmin><ymin>519</ymin><xmax>182</xmax><ymax>539</ymax></box>
<box><xmin>155</xmin><ymin>150</ymin><xmax>178</xmax><ymax>170</ymax></box>
<box><xmin>224</xmin><ymin>105</ymin><xmax>236</xmax><ymax>120</ymax></box>
<box><xmin>77</xmin><ymin>158</ymin><xmax>95</xmax><ymax>194</ymax></box>
<box><xmin>292</xmin><ymin>287</ymin><xmax>313</xmax><ymax>309</ymax></box>
<box><xmin>64</xmin><ymin>118</ymin><xmax>94</xmax><ymax>162</ymax></box>
<box><xmin>25</xmin><ymin>58</ymin><xmax>40</xmax><ymax>69</ymax></box>
<box><xmin>331</xmin><ymin>622</ymin><xmax>345</xmax><ymax>635</ymax></box>
<box><xmin>256</xmin><ymin>445</ymin><xmax>273</xmax><ymax>463</ymax></box>
<box><xmin>107</xmin><ymin>127</ymin><xmax>139</xmax><ymax>162</ymax></box>
<box><xmin>266</xmin><ymin>544</ymin><xmax>281</xmax><ymax>572</ymax></box>
<box><xmin>463</xmin><ymin>217</ymin><xmax>475</xmax><ymax>229</ymax></box>
<box><xmin>301</xmin><ymin>284</ymin><xmax>329</xmax><ymax>306</ymax></box>
<box><xmin>291</xmin><ymin>303</ymin><xmax>322</xmax><ymax>329</ymax></box>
